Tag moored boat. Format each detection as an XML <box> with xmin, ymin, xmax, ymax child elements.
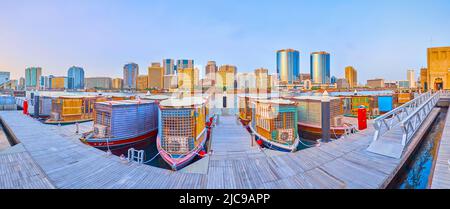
<box><xmin>45</xmin><ymin>95</ymin><xmax>106</xmax><ymax>125</ymax></box>
<box><xmin>80</xmin><ymin>100</ymin><xmax>159</xmax><ymax>148</ymax></box>
<box><xmin>249</xmin><ymin>99</ymin><xmax>300</xmax><ymax>152</ymax></box>
<box><xmin>157</xmin><ymin>97</ymin><xmax>212</xmax><ymax>170</ymax></box>
<box><xmin>291</xmin><ymin>96</ymin><xmax>353</xmax><ymax>140</ymax></box>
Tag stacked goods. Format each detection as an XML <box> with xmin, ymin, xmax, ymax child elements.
<box><xmin>397</xmin><ymin>93</ymin><xmax>412</xmax><ymax>104</ymax></box>
<box><xmin>93</xmin><ymin>100</ymin><xmax>157</xmax><ymax>139</ymax></box>
<box><xmin>378</xmin><ymin>96</ymin><xmax>393</xmax><ymax>113</ymax></box>
<box><xmin>0</xmin><ymin>95</ymin><xmax>17</xmax><ymax>110</ymax></box>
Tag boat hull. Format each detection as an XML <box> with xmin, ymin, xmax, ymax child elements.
<box><xmin>81</xmin><ymin>128</ymin><xmax>158</xmax><ymax>148</ymax></box>
<box><xmin>298</xmin><ymin>123</ymin><xmax>347</xmax><ymax>140</ymax></box>
<box><xmin>45</xmin><ymin>118</ymin><xmax>93</xmax><ymax>125</ymax></box>
<box><xmin>157</xmin><ymin>130</ymin><xmax>208</xmax><ymax>171</ymax></box>
<box><xmin>248</xmin><ymin>125</ymin><xmax>299</xmax><ymax>152</ymax></box>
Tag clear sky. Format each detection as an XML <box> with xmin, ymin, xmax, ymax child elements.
<box><xmin>1</xmin><ymin>0</ymin><xmax>449</xmax><ymax>83</ymax></box>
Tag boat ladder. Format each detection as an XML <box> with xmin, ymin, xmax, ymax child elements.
<box><xmin>127</xmin><ymin>148</ymin><xmax>145</xmax><ymax>164</ymax></box>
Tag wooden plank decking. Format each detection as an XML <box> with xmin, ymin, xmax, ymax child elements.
<box><xmin>0</xmin><ymin>108</ymin><xmax>444</xmax><ymax>189</ymax></box>
<box><xmin>431</xmin><ymin>106</ymin><xmax>450</xmax><ymax>189</ymax></box>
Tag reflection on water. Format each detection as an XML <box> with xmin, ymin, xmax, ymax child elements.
<box><xmin>394</xmin><ymin>108</ymin><xmax>447</xmax><ymax>189</ymax></box>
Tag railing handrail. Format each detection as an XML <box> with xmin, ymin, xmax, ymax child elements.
<box><xmin>399</xmin><ymin>92</ymin><xmax>440</xmax><ymax>146</ymax></box>
<box><xmin>372</xmin><ymin>91</ymin><xmax>433</xmax><ymax>141</ymax></box>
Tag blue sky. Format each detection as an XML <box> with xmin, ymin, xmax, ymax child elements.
<box><xmin>1</xmin><ymin>0</ymin><xmax>449</xmax><ymax>83</ymax></box>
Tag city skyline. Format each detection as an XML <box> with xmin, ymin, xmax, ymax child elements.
<box><xmin>1</xmin><ymin>0</ymin><xmax>450</xmax><ymax>81</ymax></box>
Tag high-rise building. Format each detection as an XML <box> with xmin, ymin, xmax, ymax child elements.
<box><xmin>310</xmin><ymin>51</ymin><xmax>331</xmax><ymax>84</ymax></box>
<box><xmin>123</xmin><ymin>63</ymin><xmax>139</xmax><ymax>90</ymax></box>
<box><xmin>276</xmin><ymin>49</ymin><xmax>299</xmax><ymax>84</ymax></box>
<box><xmin>237</xmin><ymin>73</ymin><xmax>256</xmax><ymax>90</ymax></box>
<box><xmin>427</xmin><ymin>46</ymin><xmax>450</xmax><ymax>90</ymax></box>
<box><xmin>163</xmin><ymin>74</ymin><xmax>178</xmax><ymax>90</ymax></box>
<box><xmin>407</xmin><ymin>69</ymin><xmax>416</xmax><ymax>88</ymax></box>
<box><xmin>205</xmin><ymin>61</ymin><xmax>218</xmax><ymax>84</ymax></box>
<box><xmin>85</xmin><ymin>77</ymin><xmax>112</xmax><ymax>89</ymax></box>
<box><xmin>19</xmin><ymin>77</ymin><xmax>25</xmax><ymax>90</ymax></box>
<box><xmin>176</xmin><ymin>59</ymin><xmax>194</xmax><ymax>72</ymax></box>
<box><xmin>367</xmin><ymin>78</ymin><xmax>384</xmax><ymax>88</ymax></box>
<box><xmin>112</xmin><ymin>78</ymin><xmax>123</xmax><ymax>90</ymax></box>
<box><xmin>67</xmin><ymin>66</ymin><xmax>85</xmax><ymax>90</ymax></box>
<box><xmin>397</xmin><ymin>80</ymin><xmax>410</xmax><ymax>89</ymax></box>
<box><xmin>420</xmin><ymin>68</ymin><xmax>428</xmax><ymax>91</ymax></box>
<box><xmin>217</xmin><ymin>65</ymin><xmax>237</xmax><ymax>91</ymax></box>
<box><xmin>177</xmin><ymin>68</ymin><xmax>199</xmax><ymax>91</ymax></box>
<box><xmin>25</xmin><ymin>67</ymin><xmax>42</xmax><ymax>90</ymax></box>
<box><xmin>51</xmin><ymin>76</ymin><xmax>66</xmax><ymax>90</ymax></box>
<box><xmin>345</xmin><ymin>66</ymin><xmax>357</xmax><ymax>88</ymax></box>
<box><xmin>336</xmin><ymin>78</ymin><xmax>349</xmax><ymax>89</ymax></box>
<box><xmin>331</xmin><ymin>76</ymin><xmax>337</xmax><ymax>84</ymax></box>
<box><xmin>255</xmin><ymin>68</ymin><xmax>269</xmax><ymax>92</ymax></box>
<box><xmin>163</xmin><ymin>59</ymin><xmax>176</xmax><ymax>75</ymax></box>
<box><xmin>0</xmin><ymin>72</ymin><xmax>10</xmax><ymax>85</ymax></box>
<box><xmin>137</xmin><ymin>75</ymin><xmax>149</xmax><ymax>91</ymax></box>
<box><xmin>39</xmin><ymin>75</ymin><xmax>51</xmax><ymax>90</ymax></box>
<box><xmin>299</xmin><ymin>73</ymin><xmax>311</xmax><ymax>81</ymax></box>
<box><xmin>148</xmin><ymin>62</ymin><xmax>164</xmax><ymax>90</ymax></box>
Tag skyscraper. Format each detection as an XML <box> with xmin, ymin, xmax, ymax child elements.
<box><xmin>112</xmin><ymin>78</ymin><xmax>123</xmax><ymax>90</ymax></box>
<box><xmin>163</xmin><ymin>59</ymin><xmax>175</xmax><ymax>75</ymax></box>
<box><xmin>0</xmin><ymin>71</ymin><xmax>10</xmax><ymax>85</ymax></box>
<box><xmin>177</xmin><ymin>68</ymin><xmax>198</xmax><ymax>92</ymax></box>
<box><xmin>310</xmin><ymin>51</ymin><xmax>331</xmax><ymax>84</ymax></box>
<box><xmin>85</xmin><ymin>77</ymin><xmax>112</xmax><ymax>89</ymax></box>
<box><xmin>255</xmin><ymin>68</ymin><xmax>269</xmax><ymax>92</ymax></box>
<box><xmin>39</xmin><ymin>75</ymin><xmax>51</xmax><ymax>90</ymax></box>
<box><xmin>276</xmin><ymin>49</ymin><xmax>300</xmax><ymax>84</ymax></box>
<box><xmin>217</xmin><ymin>65</ymin><xmax>237</xmax><ymax>91</ymax></box>
<box><xmin>176</xmin><ymin>59</ymin><xmax>194</xmax><ymax>71</ymax></box>
<box><xmin>407</xmin><ymin>69</ymin><xmax>416</xmax><ymax>88</ymax></box>
<box><xmin>67</xmin><ymin>66</ymin><xmax>85</xmax><ymax>90</ymax></box>
<box><xmin>25</xmin><ymin>67</ymin><xmax>42</xmax><ymax>90</ymax></box>
<box><xmin>205</xmin><ymin>61</ymin><xmax>218</xmax><ymax>84</ymax></box>
<box><xmin>148</xmin><ymin>62</ymin><xmax>164</xmax><ymax>90</ymax></box>
<box><xmin>345</xmin><ymin>66</ymin><xmax>357</xmax><ymax>88</ymax></box>
<box><xmin>123</xmin><ymin>63</ymin><xmax>139</xmax><ymax>90</ymax></box>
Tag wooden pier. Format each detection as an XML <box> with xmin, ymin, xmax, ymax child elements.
<box><xmin>430</xmin><ymin>96</ymin><xmax>450</xmax><ymax>189</ymax></box>
<box><xmin>0</xmin><ymin>103</ymin><xmax>447</xmax><ymax>188</ymax></box>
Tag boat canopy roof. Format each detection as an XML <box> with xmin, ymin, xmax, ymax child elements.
<box><xmin>96</xmin><ymin>100</ymin><xmax>154</xmax><ymax>106</ymax></box>
<box><xmin>292</xmin><ymin>95</ymin><xmax>340</xmax><ymax>101</ymax></box>
<box><xmin>59</xmin><ymin>95</ymin><xmax>98</xmax><ymax>99</ymax></box>
<box><xmin>140</xmin><ymin>95</ymin><xmax>171</xmax><ymax>101</ymax></box>
<box><xmin>159</xmin><ymin>96</ymin><xmax>206</xmax><ymax>108</ymax></box>
<box><xmin>256</xmin><ymin>98</ymin><xmax>295</xmax><ymax>105</ymax></box>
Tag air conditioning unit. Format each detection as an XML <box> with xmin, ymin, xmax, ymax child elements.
<box><xmin>372</xmin><ymin>108</ymin><xmax>380</xmax><ymax>116</ymax></box>
<box><xmin>278</xmin><ymin>129</ymin><xmax>294</xmax><ymax>143</ymax></box>
<box><xmin>50</xmin><ymin>112</ymin><xmax>60</xmax><ymax>121</ymax></box>
<box><xmin>94</xmin><ymin>124</ymin><xmax>108</xmax><ymax>138</ymax></box>
<box><xmin>333</xmin><ymin>116</ymin><xmax>344</xmax><ymax>127</ymax></box>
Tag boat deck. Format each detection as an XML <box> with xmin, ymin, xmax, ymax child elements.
<box><xmin>0</xmin><ymin>108</ymin><xmax>444</xmax><ymax>189</ymax></box>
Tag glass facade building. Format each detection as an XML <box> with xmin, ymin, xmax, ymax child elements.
<box><xmin>276</xmin><ymin>49</ymin><xmax>299</xmax><ymax>84</ymax></box>
<box><xmin>25</xmin><ymin>67</ymin><xmax>42</xmax><ymax>90</ymax></box>
<box><xmin>163</xmin><ymin>59</ymin><xmax>175</xmax><ymax>75</ymax></box>
<box><xmin>176</xmin><ymin>59</ymin><xmax>194</xmax><ymax>72</ymax></box>
<box><xmin>67</xmin><ymin>66</ymin><xmax>85</xmax><ymax>90</ymax></box>
<box><xmin>310</xmin><ymin>51</ymin><xmax>331</xmax><ymax>84</ymax></box>
<box><xmin>123</xmin><ymin>63</ymin><xmax>139</xmax><ymax>89</ymax></box>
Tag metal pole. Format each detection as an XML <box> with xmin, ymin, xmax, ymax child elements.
<box><xmin>321</xmin><ymin>94</ymin><xmax>331</xmax><ymax>143</ymax></box>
